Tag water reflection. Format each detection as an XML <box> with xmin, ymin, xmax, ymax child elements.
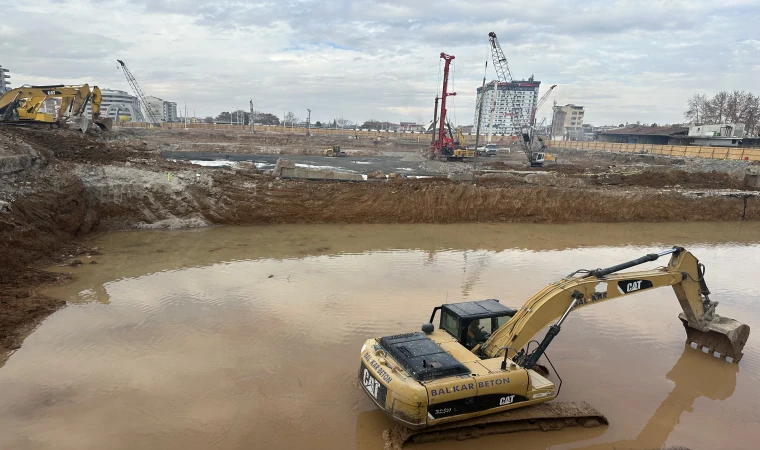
<box><xmin>576</xmin><ymin>346</ymin><xmax>738</xmax><ymax>449</ymax></box>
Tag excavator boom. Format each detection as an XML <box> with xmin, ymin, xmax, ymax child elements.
<box><xmin>481</xmin><ymin>247</ymin><xmax>750</xmax><ymax>362</ymax></box>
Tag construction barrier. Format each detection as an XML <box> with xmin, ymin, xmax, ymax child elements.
<box><xmin>116</xmin><ymin>122</ymin><xmax>429</xmax><ymax>141</ymax></box>
<box><xmin>547</xmin><ymin>140</ymin><xmax>760</xmax><ymax>162</ymax></box>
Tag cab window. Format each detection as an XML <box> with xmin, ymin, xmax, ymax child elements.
<box><xmin>465</xmin><ymin>318</ymin><xmax>493</xmax><ymax>349</ymax></box>
<box><xmin>440</xmin><ymin>311</ymin><xmax>460</xmax><ymax>338</ymax></box>
<box><xmin>496</xmin><ymin>314</ymin><xmax>512</xmax><ymax>329</ymax></box>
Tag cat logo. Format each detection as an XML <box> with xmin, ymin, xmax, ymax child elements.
<box><xmin>362</xmin><ymin>368</ymin><xmax>380</xmax><ymax>399</ymax></box>
<box><xmin>499</xmin><ymin>395</ymin><xmax>515</xmax><ymax>406</ymax></box>
<box><xmin>617</xmin><ymin>279</ymin><xmax>654</xmax><ymax>295</ymax></box>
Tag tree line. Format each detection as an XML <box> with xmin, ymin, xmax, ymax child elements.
<box><xmin>201</xmin><ymin>111</ymin><xmax>362</xmax><ymax>128</ymax></box>
<box><xmin>202</xmin><ymin>110</ymin><xmax>281</xmax><ymax>126</ymax></box>
<box><xmin>684</xmin><ymin>91</ymin><xmax>760</xmax><ymax>135</ymax></box>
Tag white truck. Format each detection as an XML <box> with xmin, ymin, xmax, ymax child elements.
<box><xmin>476</xmin><ymin>143</ymin><xmax>499</xmax><ymax>157</ymax></box>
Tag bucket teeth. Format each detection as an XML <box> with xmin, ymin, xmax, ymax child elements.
<box><xmin>679</xmin><ymin>314</ymin><xmax>750</xmax><ymax>363</ymax></box>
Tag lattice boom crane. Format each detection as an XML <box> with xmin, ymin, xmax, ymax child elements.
<box><xmin>488</xmin><ymin>32</ymin><xmax>513</xmax><ymax>83</ymax></box>
<box><xmin>117</xmin><ymin>60</ymin><xmax>161</xmax><ymax>126</ymax></box>
<box><xmin>530</xmin><ymin>84</ymin><xmax>557</xmax><ymax>127</ymax></box>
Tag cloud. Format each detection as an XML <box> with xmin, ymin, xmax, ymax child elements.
<box><xmin>2</xmin><ymin>0</ymin><xmax>759</xmax><ymax>126</ymax></box>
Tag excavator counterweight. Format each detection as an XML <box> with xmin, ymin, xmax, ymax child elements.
<box><xmin>358</xmin><ymin>247</ymin><xmax>750</xmax><ymax>442</ymax></box>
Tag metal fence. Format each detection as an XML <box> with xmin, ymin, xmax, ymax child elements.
<box><xmin>547</xmin><ymin>140</ymin><xmax>760</xmax><ymax>162</ymax></box>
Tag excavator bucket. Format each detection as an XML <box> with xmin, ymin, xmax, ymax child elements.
<box><xmin>94</xmin><ymin>117</ymin><xmax>113</xmax><ymax>131</ymax></box>
<box><xmin>679</xmin><ymin>313</ymin><xmax>750</xmax><ymax>363</ymax></box>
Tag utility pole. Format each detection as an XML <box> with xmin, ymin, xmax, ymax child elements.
<box><xmin>250</xmin><ymin>99</ymin><xmax>254</xmax><ymax>134</ymax></box>
<box><xmin>306</xmin><ymin>109</ymin><xmax>311</xmax><ymax>136</ymax></box>
<box><xmin>431</xmin><ymin>96</ymin><xmax>440</xmax><ymax>145</ymax></box>
<box><xmin>184</xmin><ymin>102</ymin><xmax>187</xmax><ymax>129</ymax></box>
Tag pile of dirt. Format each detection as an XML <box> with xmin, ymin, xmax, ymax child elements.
<box><xmin>619</xmin><ymin>169</ymin><xmax>751</xmax><ymax>190</ymax></box>
<box><xmin>11</xmin><ymin>128</ymin><xmax>156</xmax><ymax>164</ymax></box>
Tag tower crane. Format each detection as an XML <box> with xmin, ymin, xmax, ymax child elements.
<box><xmin>116</xmin><ymin>60</ymin><xmax>161</xmax><ymax>126</ymax></box>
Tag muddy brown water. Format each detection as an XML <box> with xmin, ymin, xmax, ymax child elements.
<box><xmin>1</xmin><ymin>223</ymin><xmax>760</xmax><ymax>450</ymax></box>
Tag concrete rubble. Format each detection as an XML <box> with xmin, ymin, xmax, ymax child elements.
<box><xmin>274</xmin><ymin>158</ymin><xmax>364</xmax><ymax>181</ymax></box>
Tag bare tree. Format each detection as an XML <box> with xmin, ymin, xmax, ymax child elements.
<box><xmin>335</xmin><ymin>117</ymin><xmax>353</xmax><ymax>128</ymax></box>
<box><xmin>706</xmin><ymin>91</ymin><xmax>729</xmax><ymax>124</ymax></box>
<box><xmin>686</xmin><ymin>91</ymin><xmax>760</xmax><ymax>135</ymax></box>
<box><xmin>725</xmin><ymin>90</ymin><xmax>747</xmax><ymax>124</ymax></box>
<box><xmin>284</xmin><ymin>111</ymin><xmax>299</xmax><ymax>126</ymax></box>
<box><xmin>745</xmin><ymin>94</ymin><xmax>760</xmax><ymax>136</ymax></box>
<box><xmin>684</xmin><ymin>94</ymin><xmax>708</xmax><ymax>124</ymax></box>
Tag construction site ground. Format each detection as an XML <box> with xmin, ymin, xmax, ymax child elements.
<box><xmin>1</xmin><ymin>126</ymin><xmax>759</xmax><ymax>365</ymax></box>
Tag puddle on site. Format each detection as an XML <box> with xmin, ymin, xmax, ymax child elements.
<box><xmin>2</xmin><ymin>223</ymin><xmax>760</xmax><ymax>450</ymax></box>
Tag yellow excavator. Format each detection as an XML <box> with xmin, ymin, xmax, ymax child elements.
<box><xmin>441</xmin><ymin>123</ymin><xmax>475</xmax><ymax>161</ymax></box>
<box><xmin>0</xmin><ymin>84</ymin><xmax>112</xmax><ymax>131</ymax></box>
<box><xmin>359</xmin><ymin>247</ymin><xmax>750</xmax><ymax>443</ymax></box>
<box><xmin>324</xmin><ymin>145</ymin><xmax>347</xmax><ymax>157</ymax></box>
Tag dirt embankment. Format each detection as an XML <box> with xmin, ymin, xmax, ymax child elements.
<box><xmin>1</xmin><ymin>127</ymin><xmax>759</xmax><ymax>365</ymax></box>
<box><xmin>116</xmin><ymin>127</ymin><xmax>428</xmax><ymax>157</ymax></box>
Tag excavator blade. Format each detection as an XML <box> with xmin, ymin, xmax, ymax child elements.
<box><xmin>679</xmin><ymin>314</ymin><xmax>750</xmax><ymax>363</ymax></box>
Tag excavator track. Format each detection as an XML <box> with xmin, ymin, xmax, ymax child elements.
<box><xmin>382</xmin><ymin>401</ymin><xmax>607</xmax><ymax>449</ymax></box>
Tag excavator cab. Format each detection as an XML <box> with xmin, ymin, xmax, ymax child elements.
<box><xmin>427</xmin><ymin>299</ymin><xmax>517</xmax><ymax>350</ymax></box>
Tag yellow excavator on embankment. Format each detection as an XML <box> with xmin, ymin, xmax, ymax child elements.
<box><xmin>359</xmin><ymin>247</ymin><xmax>750</xmax><ymax>446</ymax></box>
<box><xmin>0</xmin><ymin>84</ymin><xmax>112</xmax><ymax>131</ymax></box>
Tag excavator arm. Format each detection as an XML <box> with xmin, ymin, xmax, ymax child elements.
<box><xmin>0</xmin><ymin>84</ymin><xmax>110</xmax><ymax>130</ymax></box>
<box><xmin>481</xmin><ymin>247</ymin><xmax>750</xmax><ymax>363</ymax></box>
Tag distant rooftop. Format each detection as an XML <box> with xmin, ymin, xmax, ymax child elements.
<box><xmin>599</xmin><ymin>124</ymin><xmax>688</xmax><ymax>137</ymax></box>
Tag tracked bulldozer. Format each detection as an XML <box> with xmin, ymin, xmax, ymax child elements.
<box><xmin>0</xmin><ymin>84</ymin><xmax>112</xmax><ymax>131</ymax></box>
<box><xmin>358</xmin><ymin>247</ymin><xmax>750</xmax><ymax>445</ymax></box>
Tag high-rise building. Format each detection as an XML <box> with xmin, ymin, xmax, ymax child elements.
<box><xmin>0</xmin><ymin>65</ymin><xmax>10</xmax><ymax>94</ymax></box>
<box><xmin>473</xmin><ymin>79</ymin><xmax>540</xmax><ymax>136</ymax></box>
<box><xmin>145</xmin><ymin>96</ymin><xmax>178</xmax><ymax>122</ymax></box>
<box><xmin>551</xmin><ymin>104</ymin><xmax>585</xmax><ymax>139</ymax></box>
<box><xmin>85</xmin><ymin>89</ymin><xmax>143</xmax><ymax>122</ymax></box>
<box><xmin>165</xmin><ymin>101</ymin><xmax>178</xmax><ymax>122</ymax></box>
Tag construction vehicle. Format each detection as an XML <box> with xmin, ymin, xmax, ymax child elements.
<box><xmin>452</xmin><ymin>126</ymin><xmax>467</xmax><ymax>151</ymax></box>
<box><xmin>441</xmin><ymin>123</ymin><xmax>475</xmax><ymax>161</ymax></box>
<box><xmin>488</xmin><ymin>31</ymin><xmax>557</xmax><ymax>167</ymax></box>
<box><xmin>0</xmin><ymin>84</ymin><xmax>112</xmax><ymax>131</ymax></box>
<box><xmin>324</xmin><ymin>145</ymin><xmax>347</xmax><ymax>157</ymax></box>
<box><xmin>358</xmin><ymin>247</ymin><xmax>749</xmax><ymax>441</ymax></box>
<box><xmin>428</xmin><ymin>53</ymin><xmax>458</xmax><ymax>161</ymax></box>
<box><xmin>117</xmin><ymin>60</ymin><xmax>161</xmax><ymax>127</ymax></box>
<box><xmin>476</xmin><ymin>143</ymin><xmax>498</xmax><ymax>157</ymax></box>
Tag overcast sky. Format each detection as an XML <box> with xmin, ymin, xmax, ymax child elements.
<box><xmin>2</xmin><ymin>0</ymin><xmax>758</xmax><ymax>126</ymax></box>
